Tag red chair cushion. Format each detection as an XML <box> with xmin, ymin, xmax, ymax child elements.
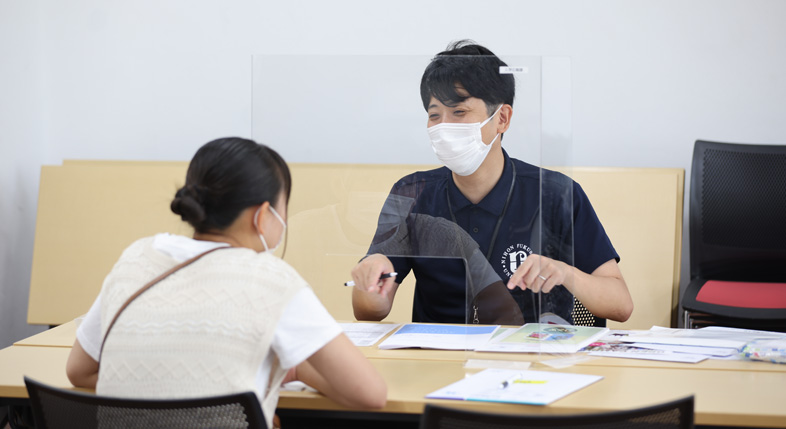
<box><xmin>696</xmin><ymin>280</ymin><xmax>786</xmax><ymax>309</ymax></box>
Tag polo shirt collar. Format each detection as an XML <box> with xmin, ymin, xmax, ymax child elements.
<box><xmin>447</xmin><ymin>149</ymin><xmax>513</xmax><ymax>216</ymax></box>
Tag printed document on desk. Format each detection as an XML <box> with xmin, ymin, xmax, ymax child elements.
<box><xmin>340</xmin><ymin>322</ymin><xmax>400</xmax><ymax>347</ymax></box>
<box><xmin>477</xmin><ymin>323</ymin><xmax>609</xmax><ymax>353</ymax></box>
<box><xmin>378</xmin><ymin>324</ymin><xmax>499</xmax><ymax>350</ymax></box>
<box><xmin>583</xmin><ymin>342</ymin><xmax>709</xmax><ymax>363</ymax></box>
<box><xmin>619</xmin><ymin>326</ymin><xmax>785</xmax><ymax>349</ymax></box>
<box><xmin>426</xmin><ymin>368</ymin><xmax>603</xmax><ymax>405</ymax></box>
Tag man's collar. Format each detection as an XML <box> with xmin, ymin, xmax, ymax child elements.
<box><xmin>447</xmin><ymin>149</ymin><xmax>513</xmax><ymax>216</ymax></box>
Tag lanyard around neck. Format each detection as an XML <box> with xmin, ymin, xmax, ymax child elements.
<box><xmin>446</xmin><ymin>160</ymin><xmax>516</xmax><ymax>262</ymax></box>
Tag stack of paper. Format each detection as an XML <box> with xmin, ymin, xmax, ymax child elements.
<box><xmin>619</xmin><ymin>326</ymin><xmax>783</xmax><ymax>349</ymax></box>
<box><xmin>426</xmin><ymin>368</ymin><xmax>602</xmax><ymax>405</ymax></box>
<box><xmin>584</xmin><ymin>326</ymin><xmax>786</xmax><ymax>363</ymax></box>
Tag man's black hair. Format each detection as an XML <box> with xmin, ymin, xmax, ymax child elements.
<box><xmin>420</xmin><ymin>40</ymin><xmax>515</xmax><ymax>115</ymax></box>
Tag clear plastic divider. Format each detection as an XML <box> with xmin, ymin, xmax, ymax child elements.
<box><xmin>252</xmin><ymin>53</ymin><xmax>576</xmax><ymax>362</ymax></box>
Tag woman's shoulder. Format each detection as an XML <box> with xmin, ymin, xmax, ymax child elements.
<box><xmin>210</xmin><ymin>249</ymin><xmax>310</xmax><ymax>289</ymax></box>
<box><xmin>108</xmin><ymin>236</ymin><xmax>167</xmax><ymax>271</ymax></box>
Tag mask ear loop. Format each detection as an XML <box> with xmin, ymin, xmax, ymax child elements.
<box><xmin>480</xmin><ymin>104</ymin><xmax>504</xmax><ymax>127</ymax></box>
<box><xmin>253</xmin><ymin>205</ymin><xmax>270</xmax><ymax>252</ymax></box>
<box><xmin>480</xmin><ymin>105</ymin><xmax>503</xmax><ymax>145</ymax></box>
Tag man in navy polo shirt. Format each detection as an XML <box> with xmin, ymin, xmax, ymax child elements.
<box><xmin>350</xmin><ymin>41</ymin><xmax>633</xmax><ymax>325</ymax></box>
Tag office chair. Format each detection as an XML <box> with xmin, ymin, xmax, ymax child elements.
<box><xmin>681</xmin><ymin>140</ymin><xmax>786</xmax><ymax>331</ymax></box>
<box><xmin>24</xmin><ymin>377</ymin><xmax>267</xmax><ymax>429</ymax></box>
<box><xmin>572</xmin><ymin>298</ymin><xmax>606</xmax><ymax>327</ymax></box>
<box><xmin>419</xmin><ymin>396</ymin><xmax>694</xmax><ymax>429</ymax></box>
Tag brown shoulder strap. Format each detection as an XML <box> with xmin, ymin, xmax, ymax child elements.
<box><xmin>98</xmin><ymin>246</ymin><xmax>229</xmax><ymax>362</ymax></box>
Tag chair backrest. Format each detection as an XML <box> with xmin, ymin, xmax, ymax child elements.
<box><xmin>690</xmin><ymin>140</ymin><xmax>786</xmax><ymax>282</ymax></box>
<box><xmin>572</xmin><ymin>297</ymin><xmax>605</xmax><ymax>327</ymax></box>
<box><xmin>24</xmin><ymin>377</ymin><xmax>267</xmax><ymax>429</ymax></box>
<box><xmin>419</xmin><ymin>396</ymin><xmax>694</xmax><ymax>429</ymax></box>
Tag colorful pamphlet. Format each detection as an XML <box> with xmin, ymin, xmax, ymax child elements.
<box><xmin>476</xmin><ymin>323</ymin><xmax>609</xmax><ymax>354</ymax></box>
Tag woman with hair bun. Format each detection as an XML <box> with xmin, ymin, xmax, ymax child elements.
<box><xmin>66</xmin><ymin>137</ymin><xmax>386</xmax><ymax>427</ymax></box>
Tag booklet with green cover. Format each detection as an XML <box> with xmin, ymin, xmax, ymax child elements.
<box><xmin>476</xmin><ymin>323</ymin><xmax>609</xmax><ymax>354</ymax></box>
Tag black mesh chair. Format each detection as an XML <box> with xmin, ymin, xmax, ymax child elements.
<box><xmin>419</xmin><ymin>396</ymin><xmax>694</xmax><ymax>429</ymax></box>
<box><xmin>681</xmin><ymin>140</ymin><xmax>786</xmax><ymax>331</ymax></box>
<box><xmin>24</xmin><ymin>377</ymin><xmax>267</xmax><ymax>429</ymax></box>
<box><xmin>572</xmin><ymin>298</ymin><xmax>606</xmax><ymax>328</ymax></box>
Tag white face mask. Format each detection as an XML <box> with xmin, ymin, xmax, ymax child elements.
<box><xmin>428</xmin><ymin>105</ymin><xmax>502</xmax><ymax>176</ymax></box>
<box><xmin>253</xmin><ymin>205</ymin><xmax>286</xmax><ymax>253</ymax></box>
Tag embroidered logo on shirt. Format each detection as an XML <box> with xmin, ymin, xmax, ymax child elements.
<box><xmin>500</xmin><ymin>243</ymin><xmax>533</xmax><ymax>278</ymax></box>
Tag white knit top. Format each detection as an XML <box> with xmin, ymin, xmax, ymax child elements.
<box><xmin>96</xmin><ymin>237</ymin><xmax>306</xmax><ymax>425</ymax></box>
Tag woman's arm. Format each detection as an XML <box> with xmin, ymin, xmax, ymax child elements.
<box><xmin>294</xmin><ymin>333</ymin><xmax>386</xmax><ymax>409</ymax></box>
<box><xmin>66</xmin><ymin>339</ymin><xmax>99</xmax><ymax>388</ymax></box>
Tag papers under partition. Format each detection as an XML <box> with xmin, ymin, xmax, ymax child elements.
<box><xmin>426</xmin><ymin>368</ymin><xmax>603</xmax><ymax>405</ymax></box>
<box><xmin>477</xmin><ymin>323</ymin><xmax>609</xmax><ymax>354</ymax></box>
<box><xmin>378</xmin><ymin>324</ymin><xmax>500</xmax><ymax>350</ymax></box>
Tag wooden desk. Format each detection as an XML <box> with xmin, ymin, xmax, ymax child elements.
<box><xmin>0</xmin><ymin>346</ymin><xmax>74</xmax><ymax>400</ymax></box>
<box><xmin>13</xmin><ymin>321</ymin><xmax>786</xmax><ymax>376</ymax></box>
<box><xmin>13</xmin><ymin>320</ymin><xmax>77</xmax><ymax>348</ymax></box>
<box><xmin>360</xmin><ymin>346</ymin><xmax>786</xmax><ymax>373</ymax></box>
<box><xmin>2</xmin><ymin>331</ymin><xmax>786</xmax><ymax>427</ymax></box>
<box><xmin>278</xmin><ymin>358</ymin><xmax>786</xmax><ymax>428</ymax></box>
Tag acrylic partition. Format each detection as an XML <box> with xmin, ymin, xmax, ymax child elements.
<box><xmin>252</xmin><ymin>54</ymin><xmax>578</xmax><ymax>358</ymax></box>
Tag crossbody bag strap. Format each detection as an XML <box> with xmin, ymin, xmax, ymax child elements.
<box><xmin>98</xmin><ymin>245</ymin><xmax>229</xmax><ymax>362</ymax></box>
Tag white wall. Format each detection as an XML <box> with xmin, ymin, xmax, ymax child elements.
<box><xmin>2</xmin><ymin>0</ymin><xmax>785</xmax><ymax>346</ymax></box>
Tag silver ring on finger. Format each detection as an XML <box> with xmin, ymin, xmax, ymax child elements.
<box><xmin>538</xmin><ymin>275</ymin><xmax>547</xmax><ymax>281</ymax></box>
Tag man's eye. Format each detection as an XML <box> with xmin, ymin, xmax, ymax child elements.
<box><xmin>429</xmin><ymin>114</ymin><xmax>439</xmax><ymax>120</ymax></box>
<box><xmin>453</xmin><ymin>110</ymin><xmax>465</xmax><ymax>115</ymax></box>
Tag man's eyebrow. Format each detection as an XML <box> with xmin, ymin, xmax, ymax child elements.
<box><xmin>428</xmin><ymin>102</ymin><xmax>468</xmax><ymax>110</ymax></box>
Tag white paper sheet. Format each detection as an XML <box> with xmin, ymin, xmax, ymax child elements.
<box><xmin>339</xmin><ymin>322</ymin><xmax>400</xmax><ymax>347</ymax></box>
<box><xmin>620</xmin><ymin>327</ymin><xmax>782</xmax><ymax>349</ymax></box>
<box><xmin>588</xmin><ymin>350</ymin><xmax>708</xmax><ymax>363</ymax></box>
<box><xmin>627</xmin><ymin>342</ymin><xmax>737</xmax><ymax>357</ymax></box>
<box><xmin>426</xmin><ymin>368</ymin><xmax>603</xmax><ymax>405</ymax></box>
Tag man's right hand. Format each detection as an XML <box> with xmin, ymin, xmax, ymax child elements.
<box><xmin>350</xmin><ymin>253</ymin><xmax>399</xmax><ymax>320</ymax></box>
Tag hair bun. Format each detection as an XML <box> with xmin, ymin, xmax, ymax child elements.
<box><xmin>171</xmin><ymin>185</ymin><xmax>207</xmax><ymax>226</ymax></box>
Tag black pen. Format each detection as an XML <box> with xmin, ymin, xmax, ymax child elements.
<box><xmin>499</xmin><ymin>373</ymin><xmax>522</xmax><ymax>389</ymax></box>
<box><xmin>344</xmin><ymin>272</ymin><xmax>397</xmax><ymax>287</ymax></box>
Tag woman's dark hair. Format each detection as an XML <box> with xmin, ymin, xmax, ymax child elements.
<box><xmin>171</xmin><ymin>137</ymin><xmax>292</xmax><ymax>234</ymax></box>
<box><xmin>420</xmin><ymin>40</ymin><xmax>515</xmax><ymax>115</ymax></box>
